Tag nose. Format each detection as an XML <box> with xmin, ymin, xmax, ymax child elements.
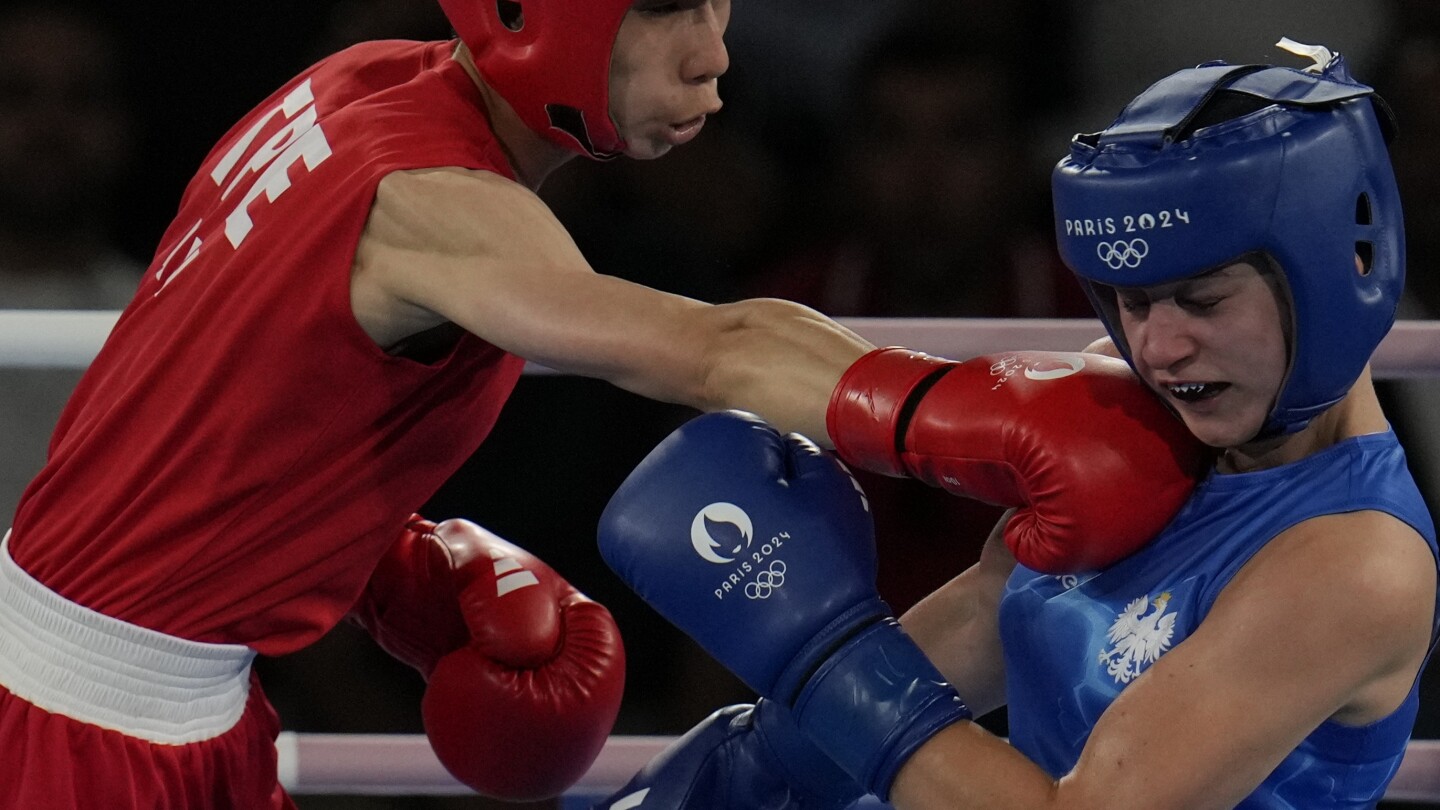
<box><xmin>1132</xmin><ymin>303</ymin><xmax>1199</xmax><ymax>373</ymax></box>
<box><xmin>683</xmin><ymin>3</ymin><xmax>729</xmax><ymax>84</ymax></box>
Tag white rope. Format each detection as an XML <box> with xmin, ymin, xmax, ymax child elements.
<box><xmin>4</xmin><ymin>310</ymin><xmax>1440</xmax><ymax>376</ymax></box>
<box><xmin>1392</xmin><ymin>742</ymin><xmax>1440</xmax><ymax>803</ymax></box>
<box><xmin>12</xmin><ymin>309</ymin><xmax>1440</xmax><ymax>801</ymax></box>
<box><xmin>272</xmin><ymin>732</ymin><xmax>1440</xmax><ymax>801</ymax></box>
<box><xmin>0</xmin><ymin>311</ymin><xmax>121</xmax><ymax>369</ymax></box>
<box><xmin>275</xmin><ymin>731</ymin><xmax>670</xmax><ymax>796</ymax></box>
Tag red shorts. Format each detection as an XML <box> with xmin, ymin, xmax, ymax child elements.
<box><xmin>0</xmin><ymin>532</ymin><xmax>296</xmax><ymax>809</ymax></box>
<box><xmin>0</xmin><ymin>675</ymin><xmax>295</xmax><ymax>810</ymax></box>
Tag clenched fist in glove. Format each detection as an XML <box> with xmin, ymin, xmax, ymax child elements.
<box><xmin>828</xmin><ymin>348</ymin><xmax>1210</xmax><ymax>573</ymax></box>
<box><xmin>600</xmin><ymin>412</ymin><xmax>971</xmax><ymax>801</ymax></box>
<box><xmin>349</xmin><ymin>516</ymin><xmax>625</xmax><ymax>800</ymax></box>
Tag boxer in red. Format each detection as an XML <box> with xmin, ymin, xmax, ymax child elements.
<box><xmin>0</xmin><ymin>2</ymin><xmax>1205</xmax><ymax>806</ymax></box>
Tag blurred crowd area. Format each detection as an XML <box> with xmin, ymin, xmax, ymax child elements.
<box><xmin>5</xmin><ymin>1</ymin><xmax>1440</xmax><ymax>807</ymax></box>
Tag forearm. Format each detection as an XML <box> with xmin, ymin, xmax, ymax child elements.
<box><xmin>899</xmin><ymin>515</ymin><xmax>1015</xmax><ymax>714</ymax></box>
<box><xmin>890</xmin><ymin>722</ymin><xmax>1067</xmax><ymax>809</ymax></box>
<box><xmin>900</xmin><ymin>574</ymin><xmax>1008</xmax><ymax>714</ymax></box>
<box><xmin>697</xmin><ymin>298</ymin><xmax>873</xmax><ymax>443</ymax></box>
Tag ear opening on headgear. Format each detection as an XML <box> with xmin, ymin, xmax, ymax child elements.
<box><xmin>1356</xmin><ymin>241</ymin><xmax>1376</xmax><ymax>277</ymax></box>
<box><xmin>496</xmin><ymin>0</ymin><xmax>523</xmax><ymax>32</ymax></box>
<box><xmin>1355</xmin><ymin>192</ymin><xmax>1375</xmax><ymax>276</ymax></box>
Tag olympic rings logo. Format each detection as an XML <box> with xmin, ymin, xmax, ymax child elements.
<box><xmin>1096</xmin><ymin>238</ymin><xmax>1150</xmax><ymax>269</ymax></box>
<box><xmin>744</xmin><ymin>561</ymin><xmax>787</xmax><ymax>600</ymax></box>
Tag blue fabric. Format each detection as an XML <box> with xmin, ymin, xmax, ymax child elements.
<box><xmin>588</xmin><ymin>701</ymin><xmax>864</xmax><ymax>810</ymax></box>
<box><xmin>598</xmin><ymin>411</ymin><xmax>968</xmax><ymax>797</ymax></box>
<box><xmin>1051</xmin><ymin>51</ymin><xmax>1403</xmax><ymax>435</ymax></box>
<box><xmin>1000</xmin><ymin>429</ymin><xmax>1437</xmax><ymax>808</ymax></box>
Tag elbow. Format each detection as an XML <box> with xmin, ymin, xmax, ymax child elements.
<box><xmin>693</xmin><ymin>298</ymin><xmax>803</xmax><ymax>412</ymax></box>
<box><xmin>693</xmin><ymin>300</ymin><xmax>753</xmax><ymax>413</ymax></box>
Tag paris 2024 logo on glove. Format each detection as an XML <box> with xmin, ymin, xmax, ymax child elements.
<box><xmin>691</xmin><ymin>502</ymin><xmax>790</xmax><ymax>602</ymax></box>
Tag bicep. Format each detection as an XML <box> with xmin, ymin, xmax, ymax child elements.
<box><xmin>1060</xmin><ymin>516</ymin><xmax>1434</xmax><ymax>809</ymax></box>
<box><xmin>357</xmin><ymin>168</ymin><xmax>874</xmax><ymax>433</ymax></box>
<box><xmin>356</xmin><ymin>167</ymin><xmax>718</xmax><ymax>400</ymax></box>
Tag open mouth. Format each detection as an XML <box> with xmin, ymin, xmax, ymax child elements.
<box><xmin>668</xmin><ymin>115</ymin><xmax>707</xmax><ymax>144</ymax></box>
<box><xmin>1166</xmin><ymin>382</ymin><xmax>1229</xmax><ymax>403</ymax></box>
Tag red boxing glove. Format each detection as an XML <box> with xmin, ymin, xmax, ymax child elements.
<box><xmin>827</xmin><ymin>348</ymin><xmax>1209</xmax><ymax>573</ymax></box>
<box><xmin>348</xmin><ymin>516</ymin><xmax>625</xmax><ymax>800</ymax></box>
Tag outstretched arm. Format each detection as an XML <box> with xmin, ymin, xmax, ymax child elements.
<box><xmin>350</xmin><ymin>166</ymin><xmax>872</xmax><ymax>441</ymax></box>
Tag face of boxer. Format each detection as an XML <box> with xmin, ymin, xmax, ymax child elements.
<box><xmin>609</xmin><ymin>0</ymin><xmax>730</xmax><ymax>160</ymax></box>
<box><xmin>1113</xmin><ymin>259</ymin><xmax>1290</xmax><ymax>450</ymax></box>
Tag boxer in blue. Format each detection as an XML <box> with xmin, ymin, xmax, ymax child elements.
<box><xmin>595</xmin><ymin>40</ymin><xmax>1439</xmax><ymax>810</ymax></box>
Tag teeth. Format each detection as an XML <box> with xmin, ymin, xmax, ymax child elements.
<box><xmin>1167</xmin><ymin>382</ymin><xmax>1221</xmax><ymax>403</ymax></box>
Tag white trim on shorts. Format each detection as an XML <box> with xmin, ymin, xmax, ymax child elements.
<box><xmin>0</xmin><ymin>530</ymin><xmax>256</xmax><ymax>744</ymax></box>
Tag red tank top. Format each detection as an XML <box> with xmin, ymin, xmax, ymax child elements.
<box><xmin>11</xmin><ymin>40</ymin><xmax>526</xmax><ymax>655</ymax></box>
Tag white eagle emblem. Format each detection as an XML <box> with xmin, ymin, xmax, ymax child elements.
<box><xmin>1098</xmin><ymin>592</ymin><xmax>1177</xmax><ymax>684</ymax></box>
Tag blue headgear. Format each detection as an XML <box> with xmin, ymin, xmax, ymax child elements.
<box><xmin>1051</xmin><ymin>41</ymin><xmax>1403</xmax><ymax>437</ymax></box>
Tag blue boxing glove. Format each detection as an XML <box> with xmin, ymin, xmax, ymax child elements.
<box><xmin>594</xmin><ymin>699</ymin><xmax>864</xmax><ymax>810</ymax></box>
<box><xmin>599</xmin><ymin>411</ymin><xmax>971</xmax><ymax>800</ymax></box>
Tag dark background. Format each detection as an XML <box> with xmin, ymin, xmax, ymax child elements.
<box><xmin>5</xmin><ymin>1</ymin><xmax>1440</xmax><ymax>807</ymax></box>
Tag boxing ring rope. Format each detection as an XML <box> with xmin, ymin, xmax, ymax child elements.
<box><xmin>273</xmin><ymin>732</ymin><xmax>672</xmax><ymax>796</ymax></box>
<box><xmin>3</xmin><ymin>309</ymin><xmax>1440</xmax><ymax>375</ymax></box>
<box><xmin>270</xmin><ymin>731</ymin><xmax>1440</xmax><ymax>803</ymax></box>
<box><xmin>7</xmin><ymin>308</ymin><xmax>1440</xmax><ymax>803</ymax></box>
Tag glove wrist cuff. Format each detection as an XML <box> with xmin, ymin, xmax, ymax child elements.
<box><xmin>827</xmin><ymin>348</ymin><xmax>954</xmax><ymax>477</ymax></box>
<box><xmin>772</xmin><ymin>598</ymin><xmax>891</xmax><ymax>704</ymax></box>
<box><xmin>752</xmin><ymin>699</ymin><xmax>866</xmax><ymax>804</ymax></box>
<box><xmin>792</xmin><ymin>618</ymin><xmax>971</xmax><ymax>800</ymax></box>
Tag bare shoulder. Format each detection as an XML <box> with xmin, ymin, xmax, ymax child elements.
<box><xmin>1081</xmin><ymin>335</ymin><xmax>1122</xmax><ymax>358</ymax></box>
<box><xmin>1061</xmin><ymin>509</ymin><xmax>1435</xmax><ymax>806</ymax></box>
<box><xmin>1218</xmin><ymin>509</ymin><xmax>1435</xmax><ymax>714</ymax></box>
<box><xmin>353</xmin><ymin>166</ymin><xmax>594</xmax><ymax>347</ymax></box>
<box><xmin>1247</xmin><ymin>511</ymin><xmax>1435</xmax><ymax>615</ymax></box>
<box><xmin>368</xmin><ymin>167</ymin><xmax>575</xmax><ymax>257</ymax></box>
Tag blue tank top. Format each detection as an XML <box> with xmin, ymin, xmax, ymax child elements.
<box><xmin>999</xmin><ymin>429</ymin><xmax>1437</xmax><ymax>808</ymax></box>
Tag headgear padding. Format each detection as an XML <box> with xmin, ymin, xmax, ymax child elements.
<box><xmin>437</xmin><ymin>0</ymin><xmax>632</xmax><ymax>159</ymax></box>
<box><xmin>1051</xmin><ymin>43</ymin><xmax>1403</xmax><ymax>436</ymax></box>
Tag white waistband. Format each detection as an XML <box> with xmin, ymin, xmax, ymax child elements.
<box><xmin>0</xmin><ymin>530</ymin><xmax>256</xmax><ymax>744</ymax></box>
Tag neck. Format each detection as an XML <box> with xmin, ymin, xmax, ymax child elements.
<box><xmin>451</xmin><ymin>42</ymin><xmax>578</xmax><ymax>190</ymax></box>
<box><xmin>1218</xmin><ymin>366</ymin><xmax>1387</xmax><ymax>474</ymax></box>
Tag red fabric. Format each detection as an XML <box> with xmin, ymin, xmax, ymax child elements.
<box><xmin>417</xmin><ymin>519</ymin><xmax>626</xmax><ymax>800</ymax></box>
<box><xmin>827</xmin><ymin>347</ymin><xmax>952</xmax><ymax>477</ymax></box>
<box><xmin>10</xmin><ymin>40</ymin><xmax>524</xmax><ymax>655</ymax></box>
<box><xmin>897</xmin><ymin>353</ymin><xmax>1208</xmax><ymax>574</ymax></box>
<box><xmin>0</xmin><ymin>672</ymin><xmax>294</xmax><ymax>810</ymax></box>
<box><xmin>350</xmin><ymin>517</ymin><xmax>627</xmax><ymax>799</ymax></box>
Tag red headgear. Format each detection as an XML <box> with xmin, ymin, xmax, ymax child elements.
<box><xmin>437</xmin><ymin>0</ymin><xmax>633</xmax><ymax>160</ymax></box>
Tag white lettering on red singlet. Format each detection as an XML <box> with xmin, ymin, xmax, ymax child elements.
<box><xmin>152</xmin><ymin>219</ymin><xmax>204</xmax><ymax>295</ymax></box>
<box><xmin>214</xmin><ymin>79</ymin><xmax>333</xmax><ymax>248</ymax></box>
<box><xmin>152</xmin><ymin>80</ymin><xmax>333</xmax><ymax>295</ymax></box>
